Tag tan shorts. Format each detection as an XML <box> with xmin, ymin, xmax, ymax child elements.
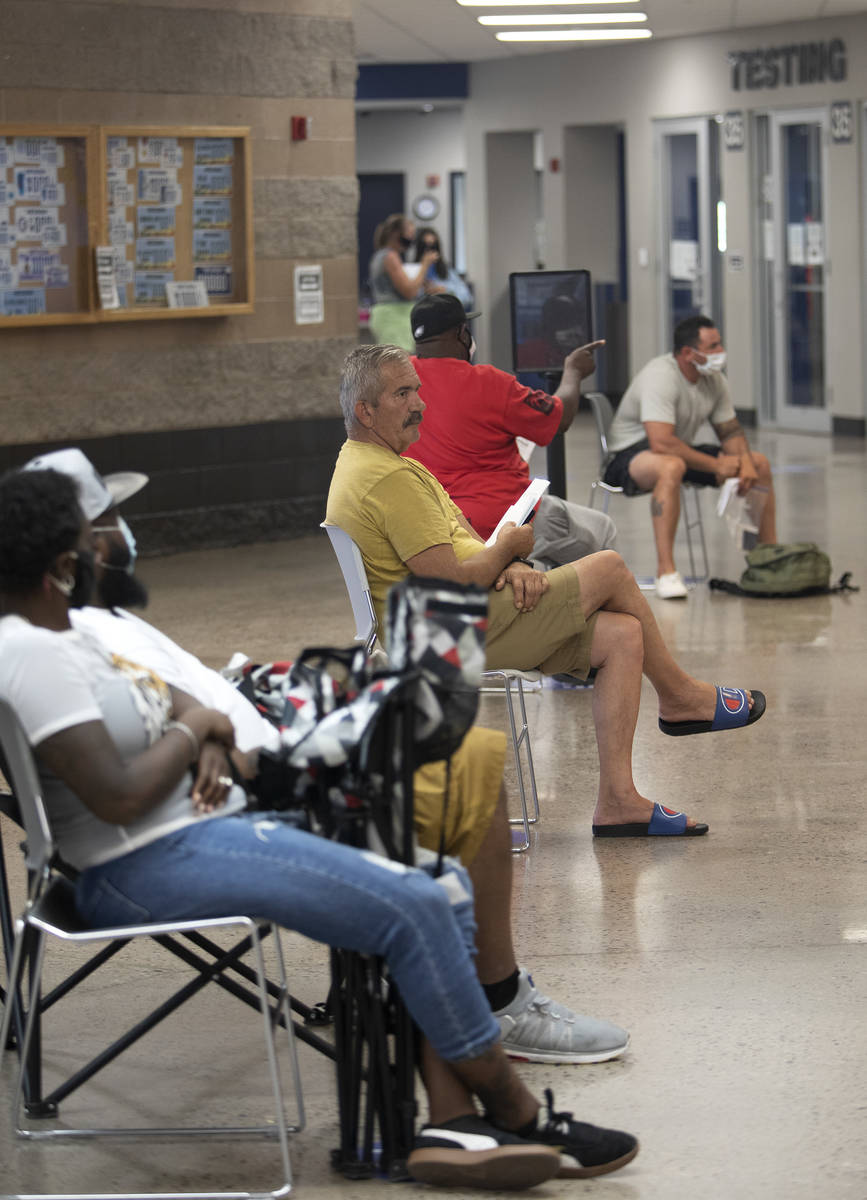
<box><xmin>413</xmin><ymin>726</ymin><xmax>506</xmax><ymax>866</ymax></box>
<box><xmin>485</xmin><ymin>563</ymin><xmax>597</xmax><ymax>680</ymax></box>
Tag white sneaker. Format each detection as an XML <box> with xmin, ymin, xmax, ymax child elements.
<box><xmin>493</xmin><ymin>969</ymin><xmax>630</xmax><ymax>1064</ymax></box>
<box><xmin>655</xmin><ymin>571</ymin><xmax>688</xmax><ymax>599</ymax></box>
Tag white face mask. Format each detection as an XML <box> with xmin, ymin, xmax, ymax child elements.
<box><xmin>693</xmin><ymin>350</ymin><xmax>726</xmax><ymax>375</ymax></box>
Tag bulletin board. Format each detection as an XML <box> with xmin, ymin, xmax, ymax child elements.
<box><xmin>0</xmin><ymin>129</ymin><xmax>97</xmax><ymax>323</ymax></box>
<box><xmin>0</xmin><ymin>124</ymin><xmax>253</xmax><ymax>327</ymax></box>
<box><xmin>99</xmin><ymin>125</ymin><xmax>253</xmax><ymax>319</ymax></box>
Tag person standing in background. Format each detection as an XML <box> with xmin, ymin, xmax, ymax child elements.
<box><xmin>368</xmin><ymin>214</ymin><xmax>445</xmax><ymax>350</ymax></box>
<box><xmin>412</xmin><ymin>226</ymin><xmax>474</xmax><ymax>311</ymax></box>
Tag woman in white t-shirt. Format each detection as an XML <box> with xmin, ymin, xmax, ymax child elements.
<box><xmin>0</xmin><ymin>467</ymin><xmax>638</xmax><ymax>1190</ymax></box>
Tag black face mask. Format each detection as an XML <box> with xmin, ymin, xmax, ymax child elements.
<box><xmin>399</xmin><ymin>235</ymin><xmax>412</xmax><ymax>250</ymax></box>
<box><xmin>97</xmin><ymin>540</ymin><xmax>149</xmax><ymax>611</ymax></box>
<box><xmin>68</xmin><ymin>548</ymin><xmax>97</xmax><ymax>609</ymax></box>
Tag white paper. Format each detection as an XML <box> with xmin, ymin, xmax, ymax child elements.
<box><xmin>787</xmin><ymin>223</ymin><xmax>805</xmax><ymax>266</ymax></box>
<box><xmin>14</xmin><ymin>136</ymin><xmax>45</xmax><ymax>165</ymax></box>
<box><xmin>669</xmin><ymin>239</ymin><xmax>699</xmax><ymax>282</ymax></box>
<box><xmin>95</xmin><ymin>245</ymin><xmax>120</xmax><ymax>309</ymax></box>
<box><xmin>135</xmin><ymin>236</ymin><xmax>176</xmax><ymax>269</ymax></box>
<box><xmin>294</xmin><ymin>264</ymin><xmax>324</xmax><ymax>325</ymax></box>
<box><xmin>138</xmin><ymin>136</ymin><xmax>179</xmax><ymax>166</ymax></box>
<box><xmin>717</xmin><ymin>479</ymin><xmax>768</xmax><ymax>549</ymax></box>
<box><xmin>40</xmin><ymin>223</ymin><xmax>67</xmax><ymax>248</ymax></box>
<box><xmin>137</xmin><ymin>168</ymin><xmax>179</xmax><ymax>204</ymax></box>
<box><xmin>15</xmin><ymin>207</ymin><xmax>58</xmax><ymax>239</ymax></box>
<box><xmin>109</xmin><ymin>211</ymin><xmax>134</xmax><ymax>246</ymax></box>
<box><xmin>485</xmin><ymin>478</ymin><xmax>550</xmax><ymax>548</ymax></box>
<box><xmin>109</xmin><ymin>148</ymin><xmax>136</xmax><ymax>170</ymax></box>
<box><xmin>18</xmin><ymin>249</ymin><xmax>60</xmax><ymax>283</ymax></box>
<box><xmin>14</xmin><ymin>166</ymin><xmax>57</xmax><ymax>202</ymax></box>
<box><xmin>805</xmin><ymin>222</ymin><xmax>824</xmax><ymax>265</ymax></box>
<box><xmin>166</xmin><ymin>280</ymin><xmax>208</xmax><ymax>308</ymax></box>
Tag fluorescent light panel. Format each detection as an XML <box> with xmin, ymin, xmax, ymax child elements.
<box><xmin>479</xmin><ymin>11</ymin><xmax>647</xmax><ymax>21</ymax></box>
<box><xmin>496</xmin><ymin>27</ymin><xmax>652</xmax><ymax>38</ymax></box>
<box><xmin>459</xmin><ymin>0</ymin><xmax>640</xmax><ymax>5</ymax></box>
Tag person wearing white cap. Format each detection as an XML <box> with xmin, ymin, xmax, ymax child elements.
<box><xmin>22</xmin><ymin>447</ymin><xmax>274</xmax><ymax>758</ymax></box>
<box><xmin>24</xmin><ymin>447</ymin><xmax>148</xmax><ymax>521</ymax></box>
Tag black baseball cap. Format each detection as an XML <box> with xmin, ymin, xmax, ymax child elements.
<box><xmin>411</xmin><ymin>294</ymin><xmax>482</xmax><ymax>343</ymax></box>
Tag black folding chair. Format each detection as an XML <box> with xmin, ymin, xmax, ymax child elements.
<box><xmin>0</xmin><ymin>698</ymin><xmax>309</xmax><ymax>1200</ymax></box>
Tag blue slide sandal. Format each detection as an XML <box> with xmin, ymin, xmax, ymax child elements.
<box><xmin>593</xmin><ymin>802</ymin><xmax>709</xmax><ymax>838</ymax></box>
<box><xmin>658</xmin><ymin>687</ymin><xmax>766</xmax><ymax>737</ymax></box>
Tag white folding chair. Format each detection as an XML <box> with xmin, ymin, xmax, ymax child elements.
<box><xmin>321</xmin><ymin>522</ymin><xmax>540</xmax><ymax>853</ymax></box>
<box><xmin>585</xmin><ymin>390</ymin><xmax>709</xmax><ymax>584</ymax></box>
<box><xmin>0</xmin><ymin>698</ymin><xmax>305</xmax><ymax>1200</ymax></box>
<box><xmin>479</xmin><ymin>668</ymin><xmax>541</xmax><ymax>853</ymax></box>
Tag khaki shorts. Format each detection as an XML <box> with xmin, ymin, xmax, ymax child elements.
<box><xmin>486</xmin><ymin>563</ymin><xmax>597</xmax><ymax>680</ymax></box>
<box><xmin>413</xmin><ymin>726</ymin><xmax>506</xmax><ymax>866</ymax></box>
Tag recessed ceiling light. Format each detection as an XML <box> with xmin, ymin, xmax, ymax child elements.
<box><xmin>459</xmin><ymin>0</ymin><xmax>639</xmax><ymax>5</ymax></box>
<box><xmin>479</xmin><ymin>11</ymin><xmax>647</xmax><ymax>22</ymax></box>
<box><xmin>496</xmin><ymin>27</ymin><xmax>652</xmax><ymax>38</ymax></box>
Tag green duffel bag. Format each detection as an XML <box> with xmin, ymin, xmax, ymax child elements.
<box><xmin>739</xmin><ymin>542</ymin><xmax>831</xmax><ymax>595</ymax></box>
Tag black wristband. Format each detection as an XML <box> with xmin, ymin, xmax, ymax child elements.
<box><xmin>510</xmin><ymin>557</ymin><xmax>534</xmax><ymax>568</ymax></box>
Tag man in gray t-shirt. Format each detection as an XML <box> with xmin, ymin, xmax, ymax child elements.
<box><xmin>605</xmin><ymin>315</ymin><xmax>777</xmax><ymax>599</ymax></box>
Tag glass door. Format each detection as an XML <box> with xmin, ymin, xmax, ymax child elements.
<box><xmin>655</xmin><ymin>118</ymin><xmax>721</xmax><ymax>350</ymax></box>
<box><xmin>756</xmin><ymin>108</ymin><xmax>829</xmax><ymax>432</ymax></box>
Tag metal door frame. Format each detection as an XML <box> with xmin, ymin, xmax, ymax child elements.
<box><xmin>769</xmin><ymin>106</ymin><xmax>831</xmax><ymax>434</ymax></box>
<box><xmin>654</xmin><ymin>117</ymin><xmax>718</xmax><ymax>351</ymax></box>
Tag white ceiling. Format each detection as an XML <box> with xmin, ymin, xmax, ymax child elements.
<box><xmin>354</xmin><ymin>0</ymin><xmax>866</xmax><ymax>63</ymax></box>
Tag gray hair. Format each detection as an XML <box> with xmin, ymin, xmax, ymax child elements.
<box><xmin>339</xmin><ymin>344</ymin><xmax>410</xmax><ymax>434</ymax></box>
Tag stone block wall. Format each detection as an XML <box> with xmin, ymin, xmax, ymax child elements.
<box><xmin>0</xmin><ymin>0</ymin><xmax>358</xmax><ymax>551</ymax></box>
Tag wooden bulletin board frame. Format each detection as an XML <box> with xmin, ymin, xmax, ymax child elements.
<box><xmin>0</xmin><ymin>123</ymin><xmax>253</xmax><ymax>328</ymax></box>
<box><xmin>0</xmin><ymin>126</ymin><xmax>100</xmax><ymax>326</ymax></box>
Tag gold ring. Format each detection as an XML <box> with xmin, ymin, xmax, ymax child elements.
<box><xmin>218</xmin><ymin>775</ymin><xmax>233</xmax><ymax>788</ymax></box>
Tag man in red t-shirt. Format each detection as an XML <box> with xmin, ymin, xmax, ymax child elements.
<box><xmin>404</xmin><ymin>294</ymin><xmax>616</xmax><ymax>565</ymax></box>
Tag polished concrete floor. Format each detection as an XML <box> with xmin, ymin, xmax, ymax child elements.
<box><xmin>2</xmin><ymin>417</ymin><xmax>866</xmax><ymax>1198</ymax></box>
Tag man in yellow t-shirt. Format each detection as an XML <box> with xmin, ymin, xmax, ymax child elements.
<box><xmin>327</xmin><ymin>344</ymin><xmax>766</xmax><ymax>841</ymax></box>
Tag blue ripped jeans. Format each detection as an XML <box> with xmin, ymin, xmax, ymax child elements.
<box><xmin>75</xmin><ymin>812</ymin><xmax>500</xmax><ymax>1063</ymax></box>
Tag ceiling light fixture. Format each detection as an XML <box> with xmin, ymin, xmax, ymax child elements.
<box><xmin>479</xmin><ymin>11</ymin><xmax>647</xmax><ymax>22</ymax></box>
<box><xmin>496</xmin><ymin>27</ymin><xmax>652</xmax><ymax>38</ymax></box>
<box><xmin>459</xmin><ymin>0</ymin><xmax>639</xmax><ymax>5</ymax></box>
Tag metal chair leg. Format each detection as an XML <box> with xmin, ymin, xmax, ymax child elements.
<box><xmin>503</xmin><ymin>677</ymin><xmax>540</xmax><ymax>853</ymax></box>
<box><xmin>681</xmin><ymin>485</ymin><xmax>709</xmax><ymax>583</ymax></box>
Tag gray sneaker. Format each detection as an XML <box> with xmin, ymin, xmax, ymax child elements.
<box><xmin>494</xmin><ymin>969</ymin><xmax>629</xmax><ymax>1064</ymax></box>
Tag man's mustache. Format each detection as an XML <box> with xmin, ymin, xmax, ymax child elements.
<box><xmin>403</xmin><ymin>411</ymin><xmax>423</xmax><ymax>427</ymax></box>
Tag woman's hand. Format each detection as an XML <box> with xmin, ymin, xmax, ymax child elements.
<box><xmin>192</xmin><ymin>740</ymin><xmax>236</xmax><ymax>814</ymax></box>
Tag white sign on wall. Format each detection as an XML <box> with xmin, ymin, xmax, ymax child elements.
<box><xmin>294</xmin><ymin>264</ymin><xmax>324</xmax><ymax>325</ymax></box>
